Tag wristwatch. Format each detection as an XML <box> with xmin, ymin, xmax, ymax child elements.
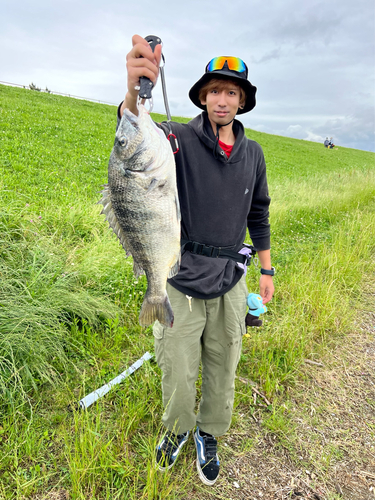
<box><xmin>260</xmin><ymin>266</ymin><xmax>275</xmax><ymax>276</ymax></box>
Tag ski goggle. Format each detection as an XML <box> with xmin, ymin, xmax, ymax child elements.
<box><xmin>206</xmin><ymin>56</ymin><xmax>247</xmax><ymax>74</ymax></box>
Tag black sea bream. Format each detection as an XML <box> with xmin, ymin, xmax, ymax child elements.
<box><xmin>99</xmin><ymin>105</ymin><xmax>180</xmax><ymax>327</ymax></box>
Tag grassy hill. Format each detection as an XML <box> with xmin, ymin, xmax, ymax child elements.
<box><xmin>0</xmin><ymin>84</ymin><xmax>374</xmax><ymax>499</ymax></box>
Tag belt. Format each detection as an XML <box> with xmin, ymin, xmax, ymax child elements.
<box><xmin>181</xmin><ymin>239</ymin><xmax>256</xmax><ymax>266</ymax></box>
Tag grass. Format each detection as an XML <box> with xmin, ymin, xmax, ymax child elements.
<box><xmin>0</xmin><ymin>84</ymin><xmax>374</xmax><ymax>499</ymax></box>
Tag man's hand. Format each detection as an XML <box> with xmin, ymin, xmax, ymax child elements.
<box><xmin>259</xmin><ymin>274</ymin><xmax>274</xmax><ymax>305</ymax></box>
<box><xmin>256</xmin><ymin>249</ymin><xmax>274</xmax><ymax>304</ymax></box>
<box><xmin>121</xmin><ymin>34</ymin><xmax>163</xmax><ymax>116</ymax></box>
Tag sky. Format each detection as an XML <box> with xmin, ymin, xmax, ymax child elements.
<box><xmin>1</xmin><ymin>0</ymin><xmax>375</xmax><ymax>152</ymax></box>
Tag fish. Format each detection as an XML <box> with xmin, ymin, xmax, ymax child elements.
<box><xmin>99</xmin><ymin>104</ymin><xmax>181</xmax><ymax>328</ymax></box>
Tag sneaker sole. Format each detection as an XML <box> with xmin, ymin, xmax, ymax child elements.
<box><xmin>193</xmin><ymin>432</ymin><xmax>219</xmax><ymax>486</ymax></box>
<box><xmin>156</xmin><ymin>461</ymin><xmax>176</xmax><ymax>472</ymax></box>
<box><xmin>156</xmin><ymin>433</ymin><xmax>190</xmax><ymax>472</ymax></box>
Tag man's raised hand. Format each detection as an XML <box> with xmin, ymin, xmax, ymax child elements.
<box><xmin>123</xmin><ymin>34</ymin><xmax>162</xmax><ymax>114</ymax></box>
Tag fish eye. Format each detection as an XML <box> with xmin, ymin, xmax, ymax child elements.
<box><xmin>119</xmin><ymin>137</ymin><xmax>127</xmax><ymax>147</ymax></box>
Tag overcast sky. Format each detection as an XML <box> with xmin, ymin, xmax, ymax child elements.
<box><xmin>2</xmin><ymin>0</ymin><xmax>375</xmax><ymax>152</ymax></box>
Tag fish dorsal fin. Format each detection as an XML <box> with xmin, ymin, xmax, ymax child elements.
<box><xmin>98</xmin><ymin>185</ymin><xmax>132</xmax><ymax>257</ymax></box>
<box><xmin>133</xmin><ymin>259</ymin><xmax>145</xmax><ymax>278</ymax></box>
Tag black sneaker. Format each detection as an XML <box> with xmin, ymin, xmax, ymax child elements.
<box><xmin>155</xmin><ymin>430</ymin><xmax>190</xmax><ymax>471</ymax></box>
<box><xmin>193</xmin><ymin>427</ymin><xmax>220</xmax><ymax>485</ymax></box>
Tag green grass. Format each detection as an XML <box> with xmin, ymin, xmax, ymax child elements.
<box><xmin>0</xmin><ymin>84</ymin><xmax>374</xmax><ymax>499</ymax></box>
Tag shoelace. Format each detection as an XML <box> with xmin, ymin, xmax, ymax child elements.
<box><xmin>202</xmin><ymin>435</ymin><xmax>217</xmax><ymax>462</ymax></box>
<box><xmin>161</xmin><ymin>432</ymin><xmax>184</xmax><ymax>456</ymax></box>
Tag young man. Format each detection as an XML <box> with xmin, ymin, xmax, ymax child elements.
<box><xmin>120</xmin><ymin>35</ymin><xmax>274</xmax><ymax>486</ymax></box>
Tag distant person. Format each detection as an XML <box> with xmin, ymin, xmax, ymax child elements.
<box><xmin>324</xmin><ymin>137</ymin><xmax>337</xmax><ymax>149</ymax></box>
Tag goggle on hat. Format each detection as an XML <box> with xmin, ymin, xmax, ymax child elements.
<box><xmin>189</xmin><ymin>56</ymin><xmax>257</xmax><ymax>115</ymax></box>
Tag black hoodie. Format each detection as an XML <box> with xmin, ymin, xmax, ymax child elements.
<box><xmin>117</xmin><ymin>108</ymin><xmax>271</xmax><ymax>299</ymax></box>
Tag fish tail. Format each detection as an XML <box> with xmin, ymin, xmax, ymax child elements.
<box><xmin>139</xmin><ymin>292</ymin><xmax>174</xmax><ymax>328</ymax></box>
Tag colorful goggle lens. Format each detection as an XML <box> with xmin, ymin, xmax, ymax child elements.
<box><xmin>207</xmin><ymin>56</ymin><xmax>247</xmax><ymax>73</ymax></box>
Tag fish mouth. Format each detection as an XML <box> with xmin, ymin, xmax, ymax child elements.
<box><xmin>124</xmin><ymin>108</ymin><xmax>140</xmax><ymax>126</ymax></box>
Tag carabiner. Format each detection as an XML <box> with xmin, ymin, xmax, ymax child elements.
<box><xmin>167</xmin><ymin>133</ymin><xmax>179</xmax><ymax>154</ymax></box>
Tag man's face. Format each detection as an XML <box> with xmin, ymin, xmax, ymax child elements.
<box><xmin>200</xmin><ymin>82</ymin><xmax>241</xmax><ymax>127</ymax></box>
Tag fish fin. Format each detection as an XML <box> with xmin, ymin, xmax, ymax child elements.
<box><xmin>168</xmin><ymin>254</ymin><xmax>181</xmax><ymax>278</ymax></box>
<box><xmin>97</xmin><ymin>183</ymin><xmax>109</xmax><ymax>197</ymax></box>
<box><xmin>133</xmin><ymin>259</ymin><xmax>145</xmax><ymax>278</ymax></box>
<box><xmin>139</xmin><ymin>292</ymin><xmax>174</xmax><ymax>328</ymax></box>
<box><xmin>146</xmin><ymin>177</ymin><xmax>166</xmax><ymax>194</ymax></box>
<box><xmin>146</xmin><ymin>177</ymin><xmax>165</xmax><ymax>194</ymax></box>
<box><xmin>98</xmin><ymin>186</ymin><xmax>131</xmax><ymax>256</ymax></box>
<box><xmin>175</xmin><ymin>192</ymin><xmax>181</xmax><ymax>221</ymax></box>
<box><xmin>146</xmin><ymin>178</ymin><xmax>158</xmax><ymax>193</ymax></box>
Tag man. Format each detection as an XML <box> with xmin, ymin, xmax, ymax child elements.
<box><xmin>329</xmin><ymin>137</ymin><xmax>336</xmax><ymax>148</ymax></box>
<box><xmin>120</xmin><ymin>35</ymin><xmax>274</xmax><ymax>486</ymax></box>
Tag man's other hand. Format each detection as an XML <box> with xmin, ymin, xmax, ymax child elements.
<box><xmin>259</xmin><ymin>275</ymin><xmax>274</xmax><ymax>305</ymax></box>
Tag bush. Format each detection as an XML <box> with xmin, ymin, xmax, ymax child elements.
<box><xmin>29</xmin><ymin>82</ymin><xmax>41</xmax><ymax>91</ymax></box>
<box><xmin>0</xmin><ymin>214</ymin><xmax>123</xmax><ymax>411</ymax></box>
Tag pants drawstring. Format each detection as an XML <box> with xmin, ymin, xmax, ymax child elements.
<box><xmin>186</xmin><ymin>295</ymin><xmax>193</xmax><ymax>312</ymax></box>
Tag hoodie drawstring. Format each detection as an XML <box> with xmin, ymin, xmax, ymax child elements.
<box><xmin>213</xmin><ymin>118</ymin><xmax>235</xmax><ymax>158</ymax></box>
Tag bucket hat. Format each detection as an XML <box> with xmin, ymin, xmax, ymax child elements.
<box><xmin>189</xmin><ymin>57</ymin><xmax>257</xmax><ymax>115</ymax></box>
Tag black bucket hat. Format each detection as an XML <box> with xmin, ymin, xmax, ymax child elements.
<box><xmin>189</xmin><ymin>56</ymin><xmax>257</xmax><ymax>115</ymax></box>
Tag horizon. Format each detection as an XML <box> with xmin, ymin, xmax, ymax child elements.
<box><xmin>2</xmin><ymin>81</ymin><xmax>374</xmax><ymax>155</ymax></box>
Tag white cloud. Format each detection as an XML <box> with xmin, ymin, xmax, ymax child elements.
<box><xmin>304</xmin><ymin>131</ymin><xmax>325</xmax><ymax>143</ymax></box>
<box><xmin>287</xmin><ymin>125</ymin><xmax>303</xmax><ymax>135</ymax></box>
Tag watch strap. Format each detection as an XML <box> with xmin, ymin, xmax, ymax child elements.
<box><xmin>260</xmin><ymin>266</ymin><xmax>275</xmax><ymax>276</ymax></box>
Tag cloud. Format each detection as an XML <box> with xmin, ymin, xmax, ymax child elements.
<box><xmin>253</xmin><ymin>48</ymin><xmax>282</xmax><ymax>64</ymax></box>
<box><xmin>304</xmin><ymin>131</ymin><xmax>325</xmax><ymax>143</ymax></box>
<box><xmin>1</xmin><ymin>0</ymin><xmax>374</xmax><ymax>151</ymax></box>
<box><xmin>287</xmin><ymin>125</ymin><xmax>303</xmax><ymax>135</ymax></box>
<box><xmin>316</xmin><ymin>106</ymin><xmax>375</xmax><ymax>151</ymax></box>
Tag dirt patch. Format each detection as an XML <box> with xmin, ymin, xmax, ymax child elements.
<box><xmin>334</xmin><ymin>471</ymin><xmax>375</xmax><ymax>500</ymax></box>
<box><xmin>30</xmin><ymin>490</ymin><xmax>69</xmax><ymax>500</ymax></box>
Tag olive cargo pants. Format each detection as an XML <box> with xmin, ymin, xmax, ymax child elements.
<box><xmin>153</xmin><ymin>277</ymin><xmax>248</xmax><ymax>437</ymax></box>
